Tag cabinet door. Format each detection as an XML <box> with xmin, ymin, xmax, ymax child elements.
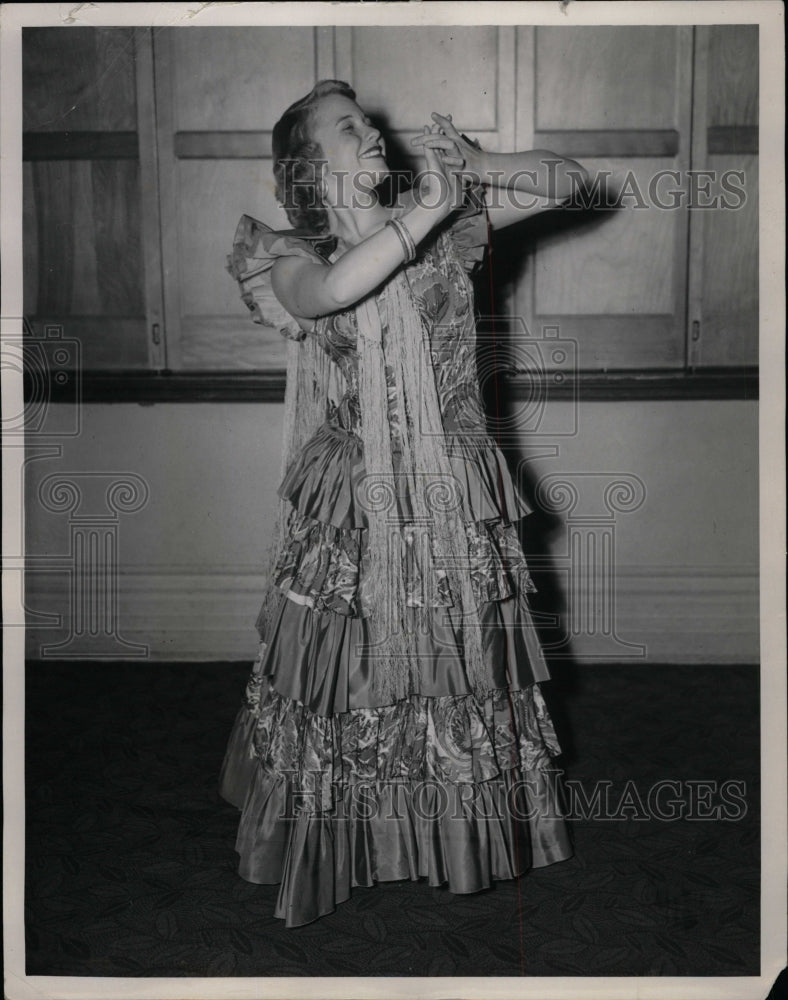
<box><xmin>153</xmin><ymin>25</ymin><xmax>514</xmax><ymax>371</ymax></box>
<box><xmin>513</xmin><ymin>26</ymin><xmax>694</xmax><ymax>371</ymax></box>
<box><xmin>334</xmin><ymin>26</ymin><xmax>514</xmax><ymax>155</ymax></box>
<box><xmin>22</xmin><ymin>28</ymin><xmax>154</xmax><ymax>369</ymax></box>
<box><xmin>152</xmin><ymin>27</ymin><xmax>318</xmax><ymax>370</ymax></box>
<box><xmin>688</xmin><ymin>25</ymin><xmax>758</xmax><ymax>367</ymax></box>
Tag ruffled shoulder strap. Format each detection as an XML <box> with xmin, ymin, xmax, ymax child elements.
<box><xmin>446</xmin><ymin>183</ymin><xmax>490</xmax><ymax>276</ymax></box>
<box><xmin>226</xmin><ymin>215</ymin><xmax>338</xmax><ymax>340</ymax></box>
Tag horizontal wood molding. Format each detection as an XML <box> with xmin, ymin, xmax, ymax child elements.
<box><xmin>24</xmin><ymin>367</ymin><xmax>759</xmax><ymax>403</ymax></box>
<box><xmin>24</xmin><ymin>564</ymin><xmax>759</xmax><ymax>664</ymax></box>
<box><xmin>707</xmin><ymin>125</ymin><xmax>759</xmax><ymax>155</ymax></box>
<box><xmin>173</xmin><ymin>131</ymin><xmax>273</xmax><ymax>159</ymax></box>
<box><xmin>530</xmin><ymin>314</ymin><xmax>685</xmax><ymax>370</ymax></box>
<box><xmin>23</xmin><ymin>131</ymin><xmax>139</xmax><ymax>160</ymax></box>
<box><xmin>533</xmin><ymin>129</ymin><xmax>680</xmax><ymax>157</ymax></box>
<box><xmin>24</xmin><ymin>317</ymin><xmax>149</xmax><ymax>370</ymax></box>
<box><xmin>24</xmin><ymin>369</ymin><xmax>287</xmax><ymax>403</ymax></box>
<box><xmin>164</xmin><ymin>128</ymin><xmax>686</xmax><ymax>163</ymax></box>
<box><xmin>503</xmin><ymin>367</ymin><xmax>758</xmax><ymax>401</ymax></box>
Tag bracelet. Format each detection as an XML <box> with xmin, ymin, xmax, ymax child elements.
<box><xmin>385</xmin><ymin>217</ymin><xmax>417</xmax><ymax>264</ymax></box>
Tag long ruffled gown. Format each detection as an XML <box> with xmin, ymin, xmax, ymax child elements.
<box><xmin>219</xmin><ymin>198</ymin><xmax>574</xmax><ymax>927</ymax></box>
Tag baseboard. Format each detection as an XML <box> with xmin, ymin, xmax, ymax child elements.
<box><xmin>23</xmin><ymin>564</ymin><xmax>760</xmax><ymax>664</ymax></box>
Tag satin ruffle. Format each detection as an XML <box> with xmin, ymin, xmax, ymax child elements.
<box><xmin>220</xmin><ymin>680</ymin><xmax>573</xmax><ymax>927</ymax></box>
<box><xmin>233</xmin><ymin>770</ymin><xmax>572</xmax><ymax>927</ymax></box>
<box><xmin>256</xmin><ymin>590</ymin><xmax>551</xmax><ymax>715</ymax></box>
<box><xmin>279</xmin><ymin>418</ymin><xmax>531</xmax><ymax>531</ymax></box>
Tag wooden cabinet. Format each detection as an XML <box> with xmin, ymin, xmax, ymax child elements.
<box><xmin>514</xmin><ymin>26</ymin><xmax>694</xmax><ymax>371</ymax></box>
<box><xmin>688</xmin><ymin>25</ymin><xmax>759</xmax><ymax>366</ymax></box>
<box><xmin>22</xmin><ymin>25</ymin><xmax>759</xmax><ymax>388</ymax></box>
<box><xmin>153</xmin><ymin>27</ymin><xmax>316</xmax><ymax>370</ymax></box>
<box><xmin>22</xmin><ymin>28</ymin><xmax>149</xmax><ymax>369</ymax></box>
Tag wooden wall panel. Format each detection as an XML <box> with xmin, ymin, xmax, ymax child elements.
<box><xmin>22</xmin><ymin>27</ymin><xmax>149</xmax><ymax>370</ymax></box>
<box><xmin>699</xmin><ymin>26</ymin><xmax>758</xmax><ymax>365</ymax></box>
<box><xmin>343</xmin><ymin>27</ymin><xmax>499</xmax><ymax>133</ymax></box>
<box><xmin>29</xmin><ymin>161</ymin><xmax>74</xmax><ymax>315</ymax></box>
<box><xmin>22</xmin><ymin>162</ymin><xmax>39</xmax><ymax>313</ymax></box>
<box><xmin>708</xmin><ymin>25</ymin><xmax>759</xmax><ymax>128</ymax></box>
<box><xmin>179</xmin><ymin>318</ymin><xmax>290</xmax><ymax>370</ymax></box>
<box><xmin>26</xmin><ymin>318</ymin><xmax>149</xmax><ymax>369</ymax></box>
<box><xmin>172</xmin><ymin>27</ymin><xmax>316</xmax><ymax>132</ymax></box>
<box><xmin>523</xmin><ymin>316</ymin><xmax>685</xmax><ymax>371</ymax></box>
<box><xmin>177</xmin><ymin>159</ymin><xmax>288</xmax><ymax>317</ymax></box>
<box><xmin>698</xmin><ymin>155</ymin><xmax>758</xmax><ymax>366</ymax></box>
<box><xmin>134</xmin><ymin>27</ymin><xmax>167</xmax><ymax>372</ymax></box>
<box><xmin>535</xmin><ymin>27</ymin><xmax>679</xmax><ymax>130</ymax></box>
<box><xmin>157</xmin><ymin>27</ymin><xmax>322</xmax><ymax>370</ymax></box>
<box><xmin>22</xmin><ymin>27</ymin><xmax>137</xmax><ymax>132</ymax></box>
<box><xmin>25</xmin><ymin>160</ymin><xmax>144</xmax><ymax>318</ymax></box>
<box><xmin>534</xmin><ymin>158</ymin><xmax>678</xmax><ymax>316</ymax></box>
<box><xmin>69</xmin><ymin>160</ymin><xmax>101</xmax><ymax>313</ymax></box>
<box><xmin>688</xmin><ymin>26</ymin><xmax>758</xmax><ymax>368</ymax></box>
<box><xmin>93</xmin><ymin>160</ymin><xmax>146</xmax><ymax>316</ymax></box>
<box><xmin>515</xmin><ymin>26</ymin><xmax>692</xmax><ymax>371</ymax></box>
<box><xmin>20</xmin><ymin>26</ymin><xmax>754</xmax><ymax>379</ymax></box>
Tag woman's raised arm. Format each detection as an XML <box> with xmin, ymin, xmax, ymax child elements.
<box><xmin>272</xmin><ymin>142</ymin><xmax>458</xmax><ymax>321</ymax></box>
<box><xmin>411</xmin><ymin>112</ymin><xmax>589</xmax><ymax>231</ymax></box>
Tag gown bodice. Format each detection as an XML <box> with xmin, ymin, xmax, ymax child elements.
<box><xmin>316</xmin><ymin>226</ymin><xmax>489</xmax><ymax>441</ymax></box>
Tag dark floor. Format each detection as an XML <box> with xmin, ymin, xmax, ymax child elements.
<box><xmin>24</xmin><ymin>660</ymin><xmax>760</xmax><ymax>977</ymax></box>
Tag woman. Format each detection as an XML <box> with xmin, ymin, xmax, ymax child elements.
<box><xmin>220</xmin><ymin>80</ymin><xmax>587</xmax><ymax>928</ymax></box>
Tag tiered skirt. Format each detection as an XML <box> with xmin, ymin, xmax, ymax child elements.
<box><xmin>219</xmin><ymin>416</ymin><xmax>573</xmax><ymax>926</ymax></box>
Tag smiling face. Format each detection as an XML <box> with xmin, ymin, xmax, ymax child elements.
<box><xmin>309</xmin><ymin>93</ymin><xmax>388</xmax><ymax>207</ymax></box>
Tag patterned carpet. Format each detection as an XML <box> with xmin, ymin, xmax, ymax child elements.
<box><xmin>25</xmin><ymin>660</ymin><xmax>760</xmax><ymax>977</ymax></box>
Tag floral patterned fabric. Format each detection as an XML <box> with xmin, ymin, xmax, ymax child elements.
<box><xmin>241</xmin><ymin>651</ymin><xmax>560</xmax><ymax>814</ymax></box>
<box><xmin>270</xmin><ymin>506</ymin><xmax>536</xmax><ymax>617</ymax></box>
<box><xmin>315</xmin><ymin>217</ymin><xmax>493</xmax><ymax>442</ymax></box>
<box><xmin>220</xmin><ymin>197</ymin><xmax>574</xmax><ymax>926</ymax></box>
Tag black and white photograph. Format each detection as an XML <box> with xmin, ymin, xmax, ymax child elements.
<box><xmin>2</xmin><ymin>2</ymin><xmax>785</xmax><ymax>998</ymax></box>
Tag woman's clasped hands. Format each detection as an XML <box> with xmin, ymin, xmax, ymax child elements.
<box><xmin>411</xmin><ymin>112</ymin><xmax>484</xmax><ymax>213</ymax></box>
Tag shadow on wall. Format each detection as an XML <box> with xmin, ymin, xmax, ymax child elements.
<box><xmin>472</xmin><ymin>181</ymin><xmax>627</xmax><ymax>765</ymax></box>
